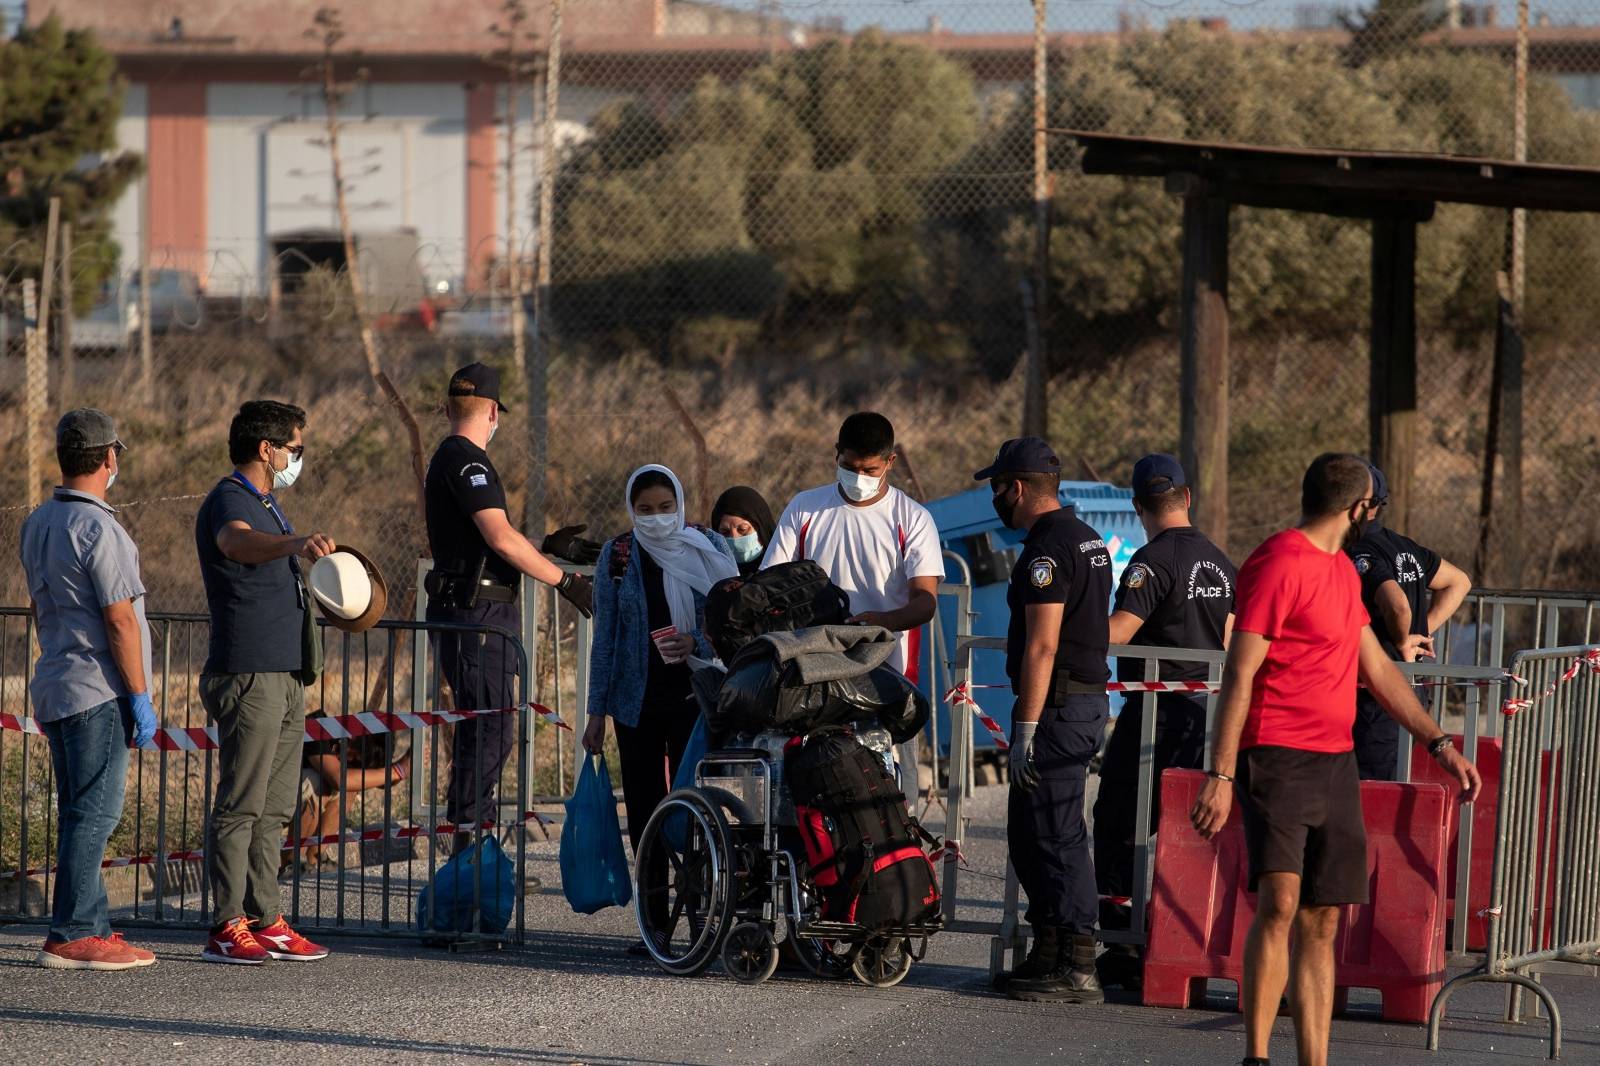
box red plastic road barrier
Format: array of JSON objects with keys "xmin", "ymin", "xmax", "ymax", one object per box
[
  {"xmin": 1143, "ymin": 769, "xmax": 1451, "ymax": 1024},
  {"xmin": 1410, "ymin": 735, "xmax": 1500, "ymax": 951},
  {"xmin": 1409, "ymin": 736, "xmax": 1562, "ymax": 952}
]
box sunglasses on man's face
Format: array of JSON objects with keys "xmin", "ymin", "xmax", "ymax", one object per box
[{"xmin": 272, "ymin": 442, "xmax": 306, "ymax": 460}]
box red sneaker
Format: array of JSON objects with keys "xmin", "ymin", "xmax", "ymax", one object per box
[
  {"xmin": 107, "ymin": 932, "xmax": 158, "ymax": 968},
  {"xmin": 202, "ymin": 916, "xmax": 271, "ymax": 965},
  {"xmin": 253, "ymin": 916, "xmax": 329, "ymax": 961},
  {"xmin": 37, "ymin": 936, "xmax": 142, "ymax": 971}
]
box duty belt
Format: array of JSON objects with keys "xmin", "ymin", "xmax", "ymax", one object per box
[
  {"xmin": 424, "ymin": 566, "xmax": 516, "ymax": 607},
  {"xmin": 1050, "ymin": 675, "xmax": 1107, "ymax": 701}
]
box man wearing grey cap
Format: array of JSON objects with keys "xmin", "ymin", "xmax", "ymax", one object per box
[{"xmin": 19, "ymin": 409, "xmax": 159, "ymax": 970}]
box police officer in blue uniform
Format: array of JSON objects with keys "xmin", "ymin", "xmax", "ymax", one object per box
[
  {"xmin": 1347, "ymin": 463, "xmax": 1471, "ymax": 779},
  {"xmin": 978, "ymin": 437, "xmax": 1110, "ymax": 1005},
  {"xmin": 423, "ymin": 363, "xmax": 592, "ymax": 850},
  {"xmin": 1094, "ymin": 454, "xmax": 1235, "ymax": 990}
]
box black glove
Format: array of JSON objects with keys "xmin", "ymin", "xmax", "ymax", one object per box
[
  {"xmin": 541, "ymin": 524, "xmax": 602, "ymax": 567},
  {"xmin": 556, "ymin": 572, "xmax": 594, "ymax": 619}
]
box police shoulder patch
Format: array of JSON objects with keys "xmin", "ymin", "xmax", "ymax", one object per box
[
  {"xmin": 1030, "ymin": 556, "xmax": 1056, "ymax": 589},
  {"xmin": 1125, "ymin": 563, "xmax": 1149, "ymax": 590},
  {"xmin": 1354, "ymin": 555, "xmax": 1371, "ymax": 574}
]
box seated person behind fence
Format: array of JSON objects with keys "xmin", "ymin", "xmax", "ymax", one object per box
[
  {"xmin": 283, "ymin": 712, "xmax": 411, "ymax": 873},
  {"xmin": 583, "ymin": 465, "xmax": 738, "ymax": 955},
  {"xmin": 711, "ymin": 485, "xmax": 776, "ymax": 577}
]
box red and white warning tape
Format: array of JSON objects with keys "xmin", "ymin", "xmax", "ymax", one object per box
[
  {"xmin": 0, "ymin": 811, "xmax": 553, "ymax": 881},
  {"xmin": 943, "ymin": 684, "xmax": 1009, "ymax": 750},
  {"xmin": 0, "ymin": 702, "xmax": 570, "ymax": 752},
  {"xmin": 1500, "ymin": 648, "xmax": 1600, "ymax": 717},
  {"xmin": 952, "ymin": 675, "xmax": 1517, "ymax": 697}
]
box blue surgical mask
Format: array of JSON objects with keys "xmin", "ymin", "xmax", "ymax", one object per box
[
  {"xmin": 273, "ymin": 450, "xmax": 303, "ymax": 491},
  {"xmin": 728, "ymin": 531, "xmax": 762, "ymax": 563}
]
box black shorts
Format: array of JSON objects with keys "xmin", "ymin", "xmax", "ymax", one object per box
[{"xmin": 1235, "ymin": 746, "xmax": 1369, "ymax": 906}]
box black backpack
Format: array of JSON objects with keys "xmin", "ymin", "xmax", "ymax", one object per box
[
  {"xmin": 785, "ymin": 728, "xmax": 940, "ymax": 932},
  {"xmin": 704, "ymin": 560, "xmax": 851, "ymax": 663}
]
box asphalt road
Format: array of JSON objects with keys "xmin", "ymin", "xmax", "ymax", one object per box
[{"xmin": 2, "ymin": 785, "xmax": 1594, "ymax": 1065}]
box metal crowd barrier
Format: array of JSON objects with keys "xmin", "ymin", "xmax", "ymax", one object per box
[
  {"xmin": 1428, "ymin": 644, "xmax": 1600, "ymax": 1060},
  {"xmin": 932, "ymin": 619, "xmax": 1512, "ymax": 976},
  {"xmin": 1, "ymin": 609, "xmax": 538, "ymax": 945},
  {"xmin": 1442, "ymin": 589, "xmax": 1600, "ymax": 672}
]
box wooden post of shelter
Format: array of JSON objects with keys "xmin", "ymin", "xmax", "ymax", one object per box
[
  {"xmin": 1174, "ymin": 177, "xmax": 1231, "ymax": 554},
  {"xmin": 1369, "ymin": 216, "xmax": 1418, "ymax": 533}
]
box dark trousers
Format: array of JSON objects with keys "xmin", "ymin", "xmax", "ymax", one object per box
[
  {"xmin": 1093, "ymin": 692, "xmax": 1207, "ymax": 949},
  {"xmin": 615, "ymin": 689, "xmax": 699, "ymax": 929},
  {"xmin": 1353, "ymin": 688, "xmax": 1403, "ymax": 781},
  {"xmin": 427, "ymin": 601, "xmax": 521, "ymax": 825},
  {"xmin": 1007, "ymin": 694, "xmax": 1108, "ymax": 933},
  {"xmin": 41, "ymin": 699, "xmax": 131, "ymax": 943}
]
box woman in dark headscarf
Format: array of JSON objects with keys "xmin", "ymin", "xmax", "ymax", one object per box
[{"xmin": 710, "ymin": 486, "xmax": 776, "ymax": 576}]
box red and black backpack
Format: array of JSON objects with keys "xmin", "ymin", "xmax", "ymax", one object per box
[{"xmin": 784, "ymin": 727, "xmax": 940, "ymax": 932}]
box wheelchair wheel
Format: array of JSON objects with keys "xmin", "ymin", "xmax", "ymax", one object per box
[
  {"xmin": 852, "ymin": 935, "xmax": 913, "ymax": 988},
  {"xmin": 722, "ymin": 922, "xmax": 779, "ymax": 984},
  {"xmin": 635, "ymin": 789, "xmax": 736, "ymax": 976}
]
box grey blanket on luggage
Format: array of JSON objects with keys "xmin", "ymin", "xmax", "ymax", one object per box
[{"xmin": 754, "ymin": 625, "xmax": 896, "ymax": 684}]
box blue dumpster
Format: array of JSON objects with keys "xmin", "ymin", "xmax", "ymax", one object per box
[{"xmin": 922, "ymin": 481, "xmax": 1145, "ymax": 750}]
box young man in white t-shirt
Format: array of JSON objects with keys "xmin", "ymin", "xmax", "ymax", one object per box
[{"xmin": 763, "ymin": 412, "xmax": 945, "ymax": 789}]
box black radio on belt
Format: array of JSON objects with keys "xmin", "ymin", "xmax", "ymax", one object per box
[{"xmin": 424, "ymin": 555, "xmax": 516, "ymax": 609}]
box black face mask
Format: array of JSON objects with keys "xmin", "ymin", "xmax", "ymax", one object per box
[
  {"xmin": 993, "ymin": 482, "xmax": 1020, "ymax": 529},
  {"xmin": 1342, "ymin": 502, "xmax": 1372, "ymax": 550}
]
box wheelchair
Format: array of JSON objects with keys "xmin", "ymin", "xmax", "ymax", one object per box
[{"xmin": 632, "ymin": 730, "xmax": 942, "ymax": 986}]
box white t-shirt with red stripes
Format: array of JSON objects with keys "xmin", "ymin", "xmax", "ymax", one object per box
[{"xmin": 761, "ymin": 484, "xmax": 945, "ymax": 682}]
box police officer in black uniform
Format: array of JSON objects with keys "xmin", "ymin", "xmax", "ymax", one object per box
[
  {"xmin": 423, "ymin": 363, "xmax": 592, "ymax": 846},
  {"xmin": 1347, "ymin": 463, "xmax": 1472, "ymax": 780},
  {"xmin": 1093, "ymin": 454, "xmax": 1235, "ymax": 990},
  {"xmin": 978, "ymin": 437, "xmax": 1110, "ymax": 1005}
]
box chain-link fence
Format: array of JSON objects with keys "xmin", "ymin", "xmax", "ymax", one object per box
[{"xmin": 5, "ymin": 0, "xmax": 1600, "ymax": 616}]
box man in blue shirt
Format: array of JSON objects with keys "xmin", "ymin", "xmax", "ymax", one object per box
[
  {"xmin": 194, "ymin": 400, "xmax": 336, "ymax": 966},
  {"xmin": 19, "ymin": 409, "xmax": 158, "ymax": 970}
]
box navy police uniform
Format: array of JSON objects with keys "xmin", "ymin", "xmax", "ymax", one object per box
[
  {"xmin": 1092, "ymin": 455, "xmax": 1234, "ymax": 968},
  {"xmin": 423, "ymin": 364, "xmax": 522, "ymax": 825},
  {"xmin": 997, "ymin": 492, "xmax": 1113, "ymax": 935},
  {"xmin": 1349, "ymin": 521, "xmax": 1440, "ymax": 780}
]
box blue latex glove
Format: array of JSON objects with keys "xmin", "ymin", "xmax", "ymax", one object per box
[{"xmin": 129, "ymin": 692, "xmax": 158, "ymax": 749}]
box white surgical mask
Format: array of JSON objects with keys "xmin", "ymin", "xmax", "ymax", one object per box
[
  {"xmin": 106, "ymin": 470, "xmax": 117, "ymax": 491},
  {"xmin": 837, "ymin": 465, "xmax": 882, "ymax": 502},
  {"xmin": 728, "ymin": 532, "xmax": 762, "ymax": 564},
  {"xmin": 633, "ymin": 512, "xmax": 679, "ymax": 539},
  {"xmin": 273, "ymin": 450, "xmax": 303, "ymax": 491},
  {"xmin": 488, "ymin": 418, "xmax": 498, "ymax": 445}
]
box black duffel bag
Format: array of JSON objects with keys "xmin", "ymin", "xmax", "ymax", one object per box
[
  {"xmin": 703, "ymin": 561, "xmax": 852, "ymax": 664},
  {"xmin": 710, "ymin": 627, "xmax": 929, "ymax": 743}
]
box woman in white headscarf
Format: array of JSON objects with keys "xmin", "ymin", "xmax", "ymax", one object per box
[{"xmin": 583, "ymin": 464, "xmax": 737, "ymax": 953}]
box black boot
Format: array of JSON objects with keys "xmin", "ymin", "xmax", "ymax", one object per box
[
  {"xmin": 991, "ymin": 925, "xmax": 1058, "ymax": 991},
  {"xmin": 1006, "ymin": 931, "xmax": 1105, "ymax": 1004},
  {"xmin": 1095, "ymin": 944, "xmax": 1143, "ymax": 992}
]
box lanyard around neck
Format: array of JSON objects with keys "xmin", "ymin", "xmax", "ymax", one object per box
[{"xmin": 229, "ymin": 471, "xmax": 294, "ymax": 536}]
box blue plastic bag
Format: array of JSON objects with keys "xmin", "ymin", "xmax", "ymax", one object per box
[
  {"xmin": 662, "ymin": 713, "xmax": 710, "ymax": 850},
  {"xmin": 560, "ymin": 754, "xmax": 633, "ymax": 914},
  {"xmin": 415, "ymin": 836, "xmax": 516, "ymax": 936}
]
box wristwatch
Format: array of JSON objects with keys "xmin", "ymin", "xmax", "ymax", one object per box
[
  {"xmin": 1427, "ymin": 735, "xmax": 1454, "ymax": 758},
  {"xmin": 1205, "ymin": 769, "xmax": 1234, "ymax": 783}
]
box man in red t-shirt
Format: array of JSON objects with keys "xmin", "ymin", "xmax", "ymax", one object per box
[{"xmin": 1190, "ymin": 453, "xmax": 1480, "ymax": 1066}]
